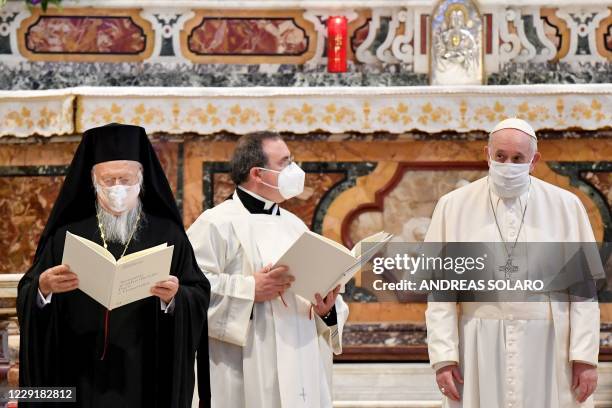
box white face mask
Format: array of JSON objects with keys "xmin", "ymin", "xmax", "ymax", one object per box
[
  {"xmin": 488, "ymin": 157, "xmax": 531, "ymax": 198},
  {"xmin": 96, "ymin": 183, "xmax": 141, "ymax": 213},
  {"xmin": 257, "ymin": 162, "xmax": 305, "ymax": 200}
]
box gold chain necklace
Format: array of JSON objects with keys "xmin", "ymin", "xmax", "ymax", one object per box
[{"xmin": 96, "ymin": 210, "xmax": 141, "ymax": 259}]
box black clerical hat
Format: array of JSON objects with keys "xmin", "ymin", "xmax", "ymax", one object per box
[{"xmin": 33, "ymin": 123, "xmax": 183, "ymax": 261}]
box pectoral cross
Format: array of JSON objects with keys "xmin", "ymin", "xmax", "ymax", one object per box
[
  {"xmin": 499, "ymin": 257, "xmax": 519, "ymax": 280},
  {"xmin": 299, "ymin": 388, "xmax": 306, "ymax": 402}
]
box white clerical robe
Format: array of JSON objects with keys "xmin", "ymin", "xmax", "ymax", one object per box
[
  {"xmin": 425, "ymin": 176, "xmax": 600, "ymax": 408},
  {"xmin": 187, "ymin": 192, "xmax": 349, "ymax": 408}
]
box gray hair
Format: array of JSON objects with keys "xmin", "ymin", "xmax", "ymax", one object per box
[
  {"xmin": 488, "ymin": 130, "xmax": 538, "ymax": 158},
  {"xmin": 230, "ymin": 131, "xmax": 283, "ymax": 185},
  {"xmin": 91, "ymin": 162, "xmax": 144, "ymax": 190},
  {"xmin": 96, "ymin": 200, "xmax": 143, "ymax": 244}
]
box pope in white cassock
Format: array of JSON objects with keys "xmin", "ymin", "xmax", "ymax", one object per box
[
  {"xmin": 425, "ymin": 118, "xmax": 600, "ymax": 407},
  {"xmin": 187, "ymin": 131, "xmax": 349, "ymax": 408}
]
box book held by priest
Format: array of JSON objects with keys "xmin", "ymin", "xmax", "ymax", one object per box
[
  {"xmin": 273, "ymin": 231, "xmax": 392, "ymax": 303},
  {"xmin": 62, "ymin": 231, "xmax": 174, "ymax": 310}
]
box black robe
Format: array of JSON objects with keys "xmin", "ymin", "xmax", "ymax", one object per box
[{"xmin": 17, "ymin": 212, "xmax": 211, "ymax": 407}]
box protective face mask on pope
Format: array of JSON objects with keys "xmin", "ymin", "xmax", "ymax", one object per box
[{"xmin": 488, "ymin": 157, "xmax": 531, "ymax": 198}]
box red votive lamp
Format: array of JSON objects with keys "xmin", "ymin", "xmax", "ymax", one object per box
[{"xmin": 327, "ymin": 16, "xmax": 348, "ymax": 73}]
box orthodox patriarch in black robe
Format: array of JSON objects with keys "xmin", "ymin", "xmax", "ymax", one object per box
[{"xmin": 17, "ymin": 124, "xmax": 211, "ymax": 407}]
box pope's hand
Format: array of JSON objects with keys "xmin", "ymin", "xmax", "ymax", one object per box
[
  {"xmin": 314, "ymin": 285, "xmax": 340, "ymax": 317},
  {"xmin": 39, "ymin": 264, "xmax": 79, "ymax": 297},
  {"xmin": 573, "ymin": 361, "xmax": 597, "ymax": 403},
  {"xmin": 436, "ymin": 364, "xmax": 463, "ymax": 401},
  {"xmin": 254, "ymin": 264, "xmax": 294, "ymax": 302},
  {"xmin": 151, "ymin": 275, "xmax": 179, "ymax": 304}
]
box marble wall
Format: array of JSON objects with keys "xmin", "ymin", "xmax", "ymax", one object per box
[
  {"xmin": 1, "ymin": 133, "xmax": 610, "ymax": 360},
  {"xmin": 0, "ymin": 0, "xmax": 610, "ymax": 363}
]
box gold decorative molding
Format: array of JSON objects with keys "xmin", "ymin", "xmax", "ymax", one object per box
[
  {"xmin": 322, "ymin": 161, "xmax": 398, "ymax": 287},
  {"xmin": 595, "ymin": 8, "xmax": 612, "ymax": 61},
  {"xmin": 541, "ymin": 8, "xmax": 571, "ymax": 62},
  {"xmin": 180, "ymin": 9, "xmax": 318, "ymax": 64},
  {"xmin": 17, "ymin": 8, "xmax": 155, "ymax": 63},
  {"xmin": 347, "ymin": 9, "xmax": 371, "ymax": 62}
]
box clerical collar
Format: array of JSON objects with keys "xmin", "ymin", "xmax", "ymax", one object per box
[{"xmin": 235, "ymin": 186, "xmax": 280, "ymax": 215}]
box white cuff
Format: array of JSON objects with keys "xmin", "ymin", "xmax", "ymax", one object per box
[
  {"xmin": 160, "ymin": 297, "xmax": 176, "ymax": 314},
  {"xmin": 36, "ymin": 289, "xmax": 53, "ymax": 308},
  {"xmin": 572, "ymin": 360, "xmax": 597, "ymax": 367},
  {"xmin": 433, "ymin": 361, "xmax": 458, "ymax": 372}
]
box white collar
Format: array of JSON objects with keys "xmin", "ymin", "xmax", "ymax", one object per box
[{"xmin": 237, "ymin": 186, "xmax": 277, "ymax": 210}]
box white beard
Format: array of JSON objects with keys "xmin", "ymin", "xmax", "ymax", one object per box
[{"xmin": 96, "ymin": 200, "xmax": 143, "ymax": 244}]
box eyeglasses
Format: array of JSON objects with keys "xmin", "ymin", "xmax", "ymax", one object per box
[{"xmin": 96, "ymin": 175, "xmax": 140, "ymax": 187}]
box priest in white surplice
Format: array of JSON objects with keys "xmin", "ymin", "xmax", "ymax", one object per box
[
  {"xmin": 425, "ymin": 118, "xmax": 600, "ymax": 407},
  {"xmin": 187, "ymin": 132, "xmax": 349, "ymax": 408}
]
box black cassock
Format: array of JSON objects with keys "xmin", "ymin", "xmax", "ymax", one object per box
[{"xmin": 17, "ymin": 124, "xmax": 211, "ymax": 408}]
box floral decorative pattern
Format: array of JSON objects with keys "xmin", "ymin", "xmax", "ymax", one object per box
[{"xmin": 1, "ymin": 85, "xmax": 609, "ymax": 137}]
